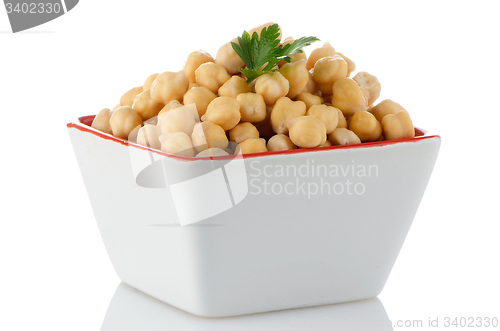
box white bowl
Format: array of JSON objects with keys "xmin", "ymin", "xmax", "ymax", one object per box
[{"xmin": 68, "ymin": 115, "xmax": 440, "ymax": 317}]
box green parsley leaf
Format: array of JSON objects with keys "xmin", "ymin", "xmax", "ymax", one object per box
[{"xmin": 231, "ymin": 24, "xmax": 319, "ymax": 83}]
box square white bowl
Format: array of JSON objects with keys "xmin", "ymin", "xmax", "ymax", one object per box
[{"xmin": 68, "ymin": 115, "xmax": 440, "ymax": 317}]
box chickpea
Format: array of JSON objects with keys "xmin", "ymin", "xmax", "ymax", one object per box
[
  {"xmin": 137, "ymin": 124, "xmax": 162, "ymax": 150},
  {"xmin": 248, "ymin": 22, "xmax": 282, "ymax": 39},
  {"xmin": 236, "ymin": 92, "xmax": 267, "ymax": 123},
  {"xmin": 312, "ymin": 55, "xmax": 348, "ymax": 95},
  {"xmin": 131, "ymin": 89, "xmax": 164, "ymax": 121},
  {"xmin": 277, "ymin": 37, "xmax": 307, "ymax": 67},
  {"xmin": 288, "ymin": 116, "xmax": 327, "ymax": 148},
  {"xmin": 157, "ymin": 100, "xmax": 182, "ymax": 125},
  {"xmin": 348, "ymin": 111, "xmax": 382, "ymax": 142},
  {"xmin": 255, "ymin": 72, "xmax": 289, "ymax": 105},
  {"xmin": 238, "ymin": 138, "xmax": 268, "ymax": 154},
  {"xmin": 160, "ymin": 106, "xmax": 197, "ymax": 136},
  {"xmin": 120, "ymin": 86, "xmax": 143, "ymax": 107},
  {"xmin": 296, "ymin": 92, "xmax": 322, "ymax": 110},
  {"xmin": 381, "ymin": 110, "xmax": 415, "ymax": 140},
  {"xmin": 279, "ymin": 59, "xmax": 309, "ymax": 99},
  {"xmin": 195, "ymin": 62, "xmax": 231, "ymax": 94},
  {"xmin": 215, "ymin": 41, "xmax": 245, "ymax": 75},
  {"xmin": 369, "ymin": 99, "xmax": 406, "ymax": 123},
  {"xmin": 188, "ymin": 82, "xmax": 200, "ymax": 90},
  {"xmin": 143, "ymin": 73, "xmax": 159, "ymax": 90},
  {"xmin": 201, "ymin": 97, "xmax": 241, "ymax": 131},
  {"xmin": 150, "ymin": 71, "xmax": 189, "ymax": 104},
  {"xmin": 191, "ymin": 121, "xmax": 228, "ymax": 152},
  {"xmin": 183, "ymin": 86, "xmax": 217, "ymax": 118},
  {"xmin": 267, "ymin": 134, "xmax": 297, "ymax": 151},
  {"xmin": 302, "ymin": 71, "xmax": 320, "ymax": 95},
  {"xmin": 109, "ymin": 106, "xmax": 143, "ymax": 140},
  {"xmin": 353, "ymin": 72, "xmax": 381, "ymax": 106},
  {"xmin": 196, "ymin": 148, "xmax": 230, "ymax": 158},
  {"xmin": 307, "ymin": 104, "xmax": 339, "ymax": 134},
  {"xmin": 337, "ymin": 52, "xmax": 356, "ymax": 77},
  {"xmin": 306, "ymin": 42, "xmax": 337, "ymax": 70},
  {"xmin": 319, "ymin": 140, "xmax": 332, "ymax": 147},
  {"xmin": 328, "ymin": 128, "xmax": 361, "ymax": 145},
  {"xmin": 216, "ymin": 22, "xmax": 281, "ymax": 74},
  {"xmin": 253, "ymin": 106, "xmax": 275, "ymax": 140},
  {"xmin": 270, "ymin": 96, "xmax": 307, "ymax": 134},
  {"xmin": 159, "ymin": 132, "xmax": 195, "ymax": 157},
  {"xmin": 331, "ymin": 77, "xmax": 369, "ymax": 117},
  {"xmin": 184, "ymin": 50, "xmax": 214, "ymax": 83},
  {"xmin": 218, "ymin": 76, "xmax": 251, "ymax": 98},
  {"xmin": 336, "ymin": 108, "xmax": 348, "ymax": 128},
  {"xmin": 112, "ymin": 104, "xmax": 122, "ymax": 110},
  {"xmin": 229, "ymin": 122, "xmax": 259, "ymax": 144},
  {"xmin": 91, "ymin": 108, "xmax": 113, "ymax": 135}
]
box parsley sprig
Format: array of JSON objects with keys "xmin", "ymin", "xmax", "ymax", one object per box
[{"xmin": 231, "ymin": 24, "xmax": 319, "ymax": 83}]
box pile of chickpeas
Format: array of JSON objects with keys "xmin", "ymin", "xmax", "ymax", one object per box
[{"xmin": 91, "ymin": 23, "xmax": 415, "ymax": 158}]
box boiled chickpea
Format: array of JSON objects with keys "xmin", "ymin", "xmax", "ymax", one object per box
[
  {"xmin": 195, "ymin": 148, "xmax": 230, "ymax": 158},
  {"xmin": 215, "ymin": 40, "xmax": 245, "ymax": 75},
  {"xmin": 159, "ymin": 132, "xmax": 195, "ymax": 157},
  {"xmin": 238, "ymin": 138, "xmax": 268, "ymax": 154},
  {"xmin": 109, "ymin": 106, "xmax": 143, "ymax": 140},
  {"xmin": 229, "ymin": 122, "xmax": 260, "ymax": 144},
  {"xmin": 202, "ymin": 97, "xmax": 241, "ymax": 131},
  {"xmin": 254, "ymin": 72, "xmax": 289, "ymax": 105},
  {"xmin": 296, "ymin": 92, "xmax": 322, "ymax": 110},
  {"xmin": 307, "ymin": 104, "xmax": 339, "ymax": 134},
  {"xmin": 160, "ymin": 106, "xmax": 197, "ymax": 136},
  {"xmin": 277, "ymin": 37, "xmax": 307, "ymax": 67},
  {"xmin": 337, "ymin": 52, "xmax": 356, "ymax": 77},
  {"xmin": 131, "ymin": 89, "xmax": 164, "ymax": 121},
  {"xmin": 306, "ymin": 42, "xmax": 337, "ymax": 70},
  {"xmin": 328, "ymin": 128, "xmax": 361, "ymax": 145},
  {"xmin": 137, "ymin": 124, "xmax": 162, "ymax": 150},
  {"xmin": 369, "ymin": 99, "xmax": 406, "ymax": 123},
  {"xmin": 218, "ymin": 76, "xmax": 251, "ymax": 98},
  {"xmin": 253, "ymin": 106, "xmax": 275, "ymax": 140},
  {"xmin": 195, "ymin": 62, "xmax": 231, "ymax": 94},
  {"xmin": 120, "ymin": 86, "xmax": 143, "ymax": 107},
  {"xmin": 301, "ymin": 71, "xmax": 320, "ymax": 95},
  {"xmin": 150, "ymin": 71, "xmax": 189, "ymax": 104},
  {"xmin": 184, "ymin": 50, "xmax": 214, "ymax": 83},
  {"xmin": 348, "ymin": 111, "xmax": 382, "ymax": 142},
  {"xmin": 267, "ymin": 134, "xmax": 297, "ymax": 151},
  {"xmin": 191, "ymin": 121, "xmax": 228, "ymax": 152},
  {"xmin": 279, "ymin": 59, "xmax": 309, "ymax": 99},
  {"xmin": 353, "ymin": 72, "xmax": 381, "ymax": 106},
  {"xmin": 336, "ymin": 108, "xmax": 348, "ymax": 129},
  {"xmin": 91, "ymin": 108, "xmax": 113, "ymax": 135},
  {"xmin": 288, "ymin": 116, "xmax": 327, "ymax": 148},
  {"xmin": 312, "ymin": 55, "xmax": 348, "ymax": 95},
  {"xmin": 331, "ymin": 77, "xmax": 369, "ymax": 117},
  {"xmin": 270, "ymin": 97, "xmax": 307, "ymax": 134},
  {"xmin": 381, "ymin": 111, "xmax": 415, "ymax": 140},
  {"xmin": 318, "ymin": 140, "xmax": 332, "ymax": 147},
  {"xmin": 143, "ymin": 73, "xmax": 159, "ymax": 90},
  {"xmin": 236, "ymin": 92, "xmax": 267, "ymax": 123},
  {"xmin": 183, "ymin": 86, "xmax": 217, "ymax": 118}
]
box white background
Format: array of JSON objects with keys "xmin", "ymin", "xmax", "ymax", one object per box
[{"xmin": 1, "ymin": 0, "xmax": 499, "ymax": 330}]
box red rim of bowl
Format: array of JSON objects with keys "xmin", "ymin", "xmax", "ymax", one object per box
[{"xmin": 67, "ymin": 115, "xmax": 440, "ymax": 162}]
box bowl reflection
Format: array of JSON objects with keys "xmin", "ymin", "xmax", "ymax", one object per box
[{"xmin": 101, "ymin": 283, "xmax": 394, "ymax": 331}]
